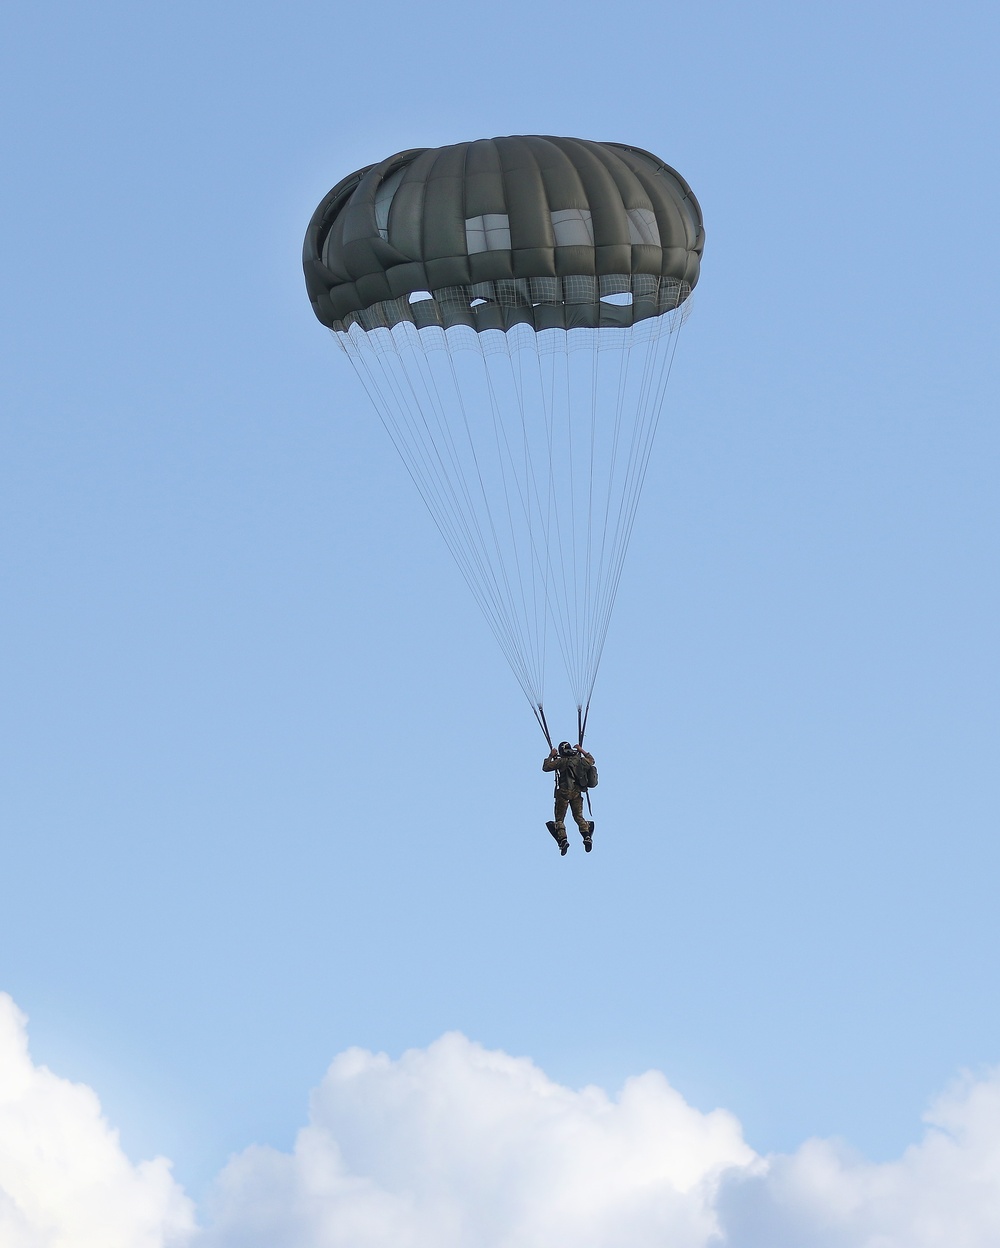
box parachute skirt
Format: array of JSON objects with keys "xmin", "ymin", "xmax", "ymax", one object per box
[{"xmin": 329, "ymin": 273, "xmax": 691, "ymax": 336}]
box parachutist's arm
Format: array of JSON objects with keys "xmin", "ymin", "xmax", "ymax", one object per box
[{"xmin": 542, "ymin": 755, "xmax": 560, "ymax": 772}]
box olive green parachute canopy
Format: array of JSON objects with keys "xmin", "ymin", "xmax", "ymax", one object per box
[{"xmin": 303, "ymin": 135, "xmax": 704, "ymax": 334}]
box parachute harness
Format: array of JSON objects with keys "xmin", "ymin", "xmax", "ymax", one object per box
[{"xmin": 552, "ymin": 744, "xmax": 595, "ymax": 817}]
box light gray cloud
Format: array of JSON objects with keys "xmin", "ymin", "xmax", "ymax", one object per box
[
  {"xmin": 715, "ymin": 1070, "xmax": 1000, "ymax": 1247},
  {"xmin": 3, "ymin": 994, "xmax": 1000, "ymax": 1247}
]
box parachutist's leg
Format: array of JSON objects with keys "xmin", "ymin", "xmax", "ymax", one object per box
[
  {"xmin": 547, "ymin": 820, "xmax": 569, "ymax": 855},
  {"xmin": 569, "ymin": 794, "xmax": 590, "ymax": 837},
  {"xmin": 550, "ymin": 793, "xmax": 569, "ymax": 854}
]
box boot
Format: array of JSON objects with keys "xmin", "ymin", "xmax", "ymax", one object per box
[
  {"xmin": 546, "ymin": 821, "xmax": 569, "ymax": 855},
  {"xmin": 583, "ymin": 821, "xmax": 594, "ymax": 853}
]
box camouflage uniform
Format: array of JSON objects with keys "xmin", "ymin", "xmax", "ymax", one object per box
[{"xmin": 542, "ymin": 749, "xmax": 596, "ymax": 840}]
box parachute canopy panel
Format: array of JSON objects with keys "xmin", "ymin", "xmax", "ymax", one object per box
[{"xmin": 303, "ymin": 136, "xmax": 704, "ymax": 335}]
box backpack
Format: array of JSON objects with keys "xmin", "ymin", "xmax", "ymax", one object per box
[{"xmin": 560, "ymin": 755, "xmax": 598, "ymax": 791}]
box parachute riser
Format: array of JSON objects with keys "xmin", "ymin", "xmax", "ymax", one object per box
[
  {"xmin": 534, "ymin": 703, "xmax": 553, "ymax": 751},
  {"xmin": 577, "ymin": 704, "xmax": 593, "ymax": 814}
]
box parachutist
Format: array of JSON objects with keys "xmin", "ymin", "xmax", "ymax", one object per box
[{"xmin": 543, "ymin": 741, "xmax": 597, "ymax": 854}]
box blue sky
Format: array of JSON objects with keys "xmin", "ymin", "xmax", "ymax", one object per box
[{"xmin": 1, "ymin": 1, "xmax": 999, "ymax": 1242}]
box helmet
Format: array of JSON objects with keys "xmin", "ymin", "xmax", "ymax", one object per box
[{"xmin": 558, "ymin": 741, "xmax": 577, "ymax": 757}]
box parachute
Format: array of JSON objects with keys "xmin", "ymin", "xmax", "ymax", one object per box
[{"xmin": 303, "ymin": 135, "xmax": 704, "ymax": 744}]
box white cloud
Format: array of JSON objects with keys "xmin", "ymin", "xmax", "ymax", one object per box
[
  {"xmin": 4, "ymin": 993, "xmax": 1000, "ymax": 1247},
  {"xmin": 200, "ymin": 1032, "xmax": 754, "ymax": 1248},
  {"xmin": 0, "ymin": 994, "xmax": 194, "ymax": 1248}
]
